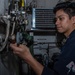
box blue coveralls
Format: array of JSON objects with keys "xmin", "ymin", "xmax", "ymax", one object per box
[{"xmin": 42, "ymin": 30, "xmax": 75, "ymax": 75}]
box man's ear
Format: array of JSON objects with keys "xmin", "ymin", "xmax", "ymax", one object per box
[{"xmin": 72, "ymin": 16, "xmax": 75, "ymax": 24}]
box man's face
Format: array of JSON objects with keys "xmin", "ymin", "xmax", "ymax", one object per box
[{"xmin": 55, "ymin": 9, "xmax": 75, "ymax": 37}]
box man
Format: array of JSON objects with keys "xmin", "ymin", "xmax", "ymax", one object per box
[{"xmin": 10, "ymin": 1, "xmax": 75, "ymax": 75}]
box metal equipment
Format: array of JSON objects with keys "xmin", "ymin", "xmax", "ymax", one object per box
[
  {"xmin": 0, "ymin": 0, "xmax": 33, "ymax": 75},
  {"xmin": 0, "ymin": 0, "xmax": 33, "ymax": 52}
]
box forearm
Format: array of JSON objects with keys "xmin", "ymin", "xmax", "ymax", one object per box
[
  {"xmin": 24, "ymin": 55, "xmax": 44, "ymax": 75},
  {"xmin": 10, "ymin": 44, "xmax": 44, "ymax": 75}
]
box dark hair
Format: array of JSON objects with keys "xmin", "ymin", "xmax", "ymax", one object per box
[{"xmin": 53, "ymin": 1, "xmax": 75, "ymax": 18}]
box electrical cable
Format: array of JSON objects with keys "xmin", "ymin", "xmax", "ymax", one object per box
[{"xmin": 0, "ymin": 19, "xmax": 10, "ymax": 52}]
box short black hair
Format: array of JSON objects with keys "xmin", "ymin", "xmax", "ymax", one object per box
[{"xmin": 53, "ymin": 1, "xmax": 75, "ymax": 18}]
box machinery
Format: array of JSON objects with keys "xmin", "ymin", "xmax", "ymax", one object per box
[
  {"xmin": 0, "ymin": 0, "xmax": 33, "ymax": 52},
  {"xmin": 0, "ymin": 0, "xmax": 33, "ymax": 75}
]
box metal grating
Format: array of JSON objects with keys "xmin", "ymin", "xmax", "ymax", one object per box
[{"xmin": 32, "ymin": 8, "xmax": 55, "ymax": 29}]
